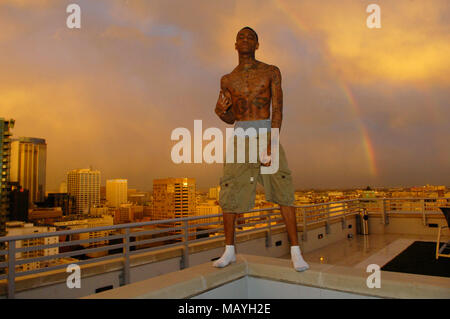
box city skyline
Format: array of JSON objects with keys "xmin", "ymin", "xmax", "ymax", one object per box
[
  {"xmin": 1, "ymin": 1, "xmax": 449, "ymax": 191},
  {"xmin": 4, "ymin": 132, "xmax": 450, "ymax": 193}
]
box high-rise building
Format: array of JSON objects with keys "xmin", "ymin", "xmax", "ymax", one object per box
[
  {"xmin": 153, "ymin": 178, "xmax": 196, "ymax": 236},
  {"xmin": 114, "ymin": 204, "xmax": 144, "ymax": 224},
  {"xmin": 106, "ymin": 179, "xmax": 128, "ymax": 208},
  {"xmin": 43, "ymin": 192, "xmax": 76, "ymax": 216},
  {"xmin": 9, "ymin": 182, "xmax": 29, "ymax": 222},
  {"xmin": 153, "ymin": 178, "xmax": 196, "ymax": 220},
  {"xmin": 0, "ymin": 118, "xmax": 15, "ymax": 243},
  {"xmin": 127, "ymin": 189, "xmax": 150, "ymax": 206},
  {"xmin": 67, "ymin": 168, "xmax": 101, "ymax": 215},
  {"xmin": 116, "ymin": 203, "xmax": 132, "ymax": 224},
  {"xmin": 59, "ymin": 181, "xmax": 67, "ymax": 193},
  {"xmin": 10, "ymin": 137, "xmax": 47, "ymax": 207},
  {"xmin": 208, "ymin": 186, "xmax": 221, "ymax": 200},
  {"xmin": 0, "ymin": 118, "xmax": 14, "ymax": 277}
]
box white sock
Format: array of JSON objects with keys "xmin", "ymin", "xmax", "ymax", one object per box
[
  {"xmin": 213, "ymin": 245, "xmax": 236, "ymax": 268},
  {"xmin": 291, "ymin": 246, "xmax": 309, "ymax": 272}
]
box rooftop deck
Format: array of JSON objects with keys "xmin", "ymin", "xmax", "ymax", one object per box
[{"xmin": 280, "ymin": 233, "xmax": 445, "ymax": 268}]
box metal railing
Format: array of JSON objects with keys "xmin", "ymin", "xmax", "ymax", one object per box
[
  {"xmin": 0, "ymin": 197, "xmax": 448, "ymax": 298},
  {"xmin": 359, "ymin": 197, "xmax": 450, "ymax": 225}
]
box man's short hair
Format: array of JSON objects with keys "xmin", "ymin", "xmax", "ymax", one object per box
[{"xmin": 238, "ymin": 26, "xmax": 258, "ymax": 42}]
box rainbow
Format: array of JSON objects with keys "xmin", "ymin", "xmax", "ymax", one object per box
[
  {"xmin": 339, "ymin": 83, "xmax": 378, "ymax": 177},
  {"xmin": 274, "ymin": 0, "xmax": 378, "ymax": 177}
]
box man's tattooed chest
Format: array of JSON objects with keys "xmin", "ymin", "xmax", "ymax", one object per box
[
  {"xmin": 229, "ymin": 73, "xmax": 270, "ymax": 98},
  {"xmin": 228, "ymin": 77, "xmax": 271, "ymax": 114}
]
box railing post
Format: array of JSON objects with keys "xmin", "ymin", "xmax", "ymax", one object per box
[
  {"xmin": 341, "ymin": 203, "xmax": 347, "ymax": 229},
  {"xmin": 233, "ymin": 218, "xmax": 237, "ymax": 244},
  {"xmin": 325, "ymin": 204, "xmax": 330, "ymax": 234},
  {"xmin": 381, "ymin": 198, "xmax": 388, "ymax": 225},
  {"xmin": 7, "ymin": 240, "xmax": 16, "ymax": 299},
  {"xmin": 302, "ymin": 208, "xmax": 307, "ymax": 241},
  {"xmin": 180, "ymin": 220, "xmax": 189, "ymax": 270},
  {"xmin": 123, "ymin": 228, "xmax": 130, "ymax": 285},
  {"xmin": 265, "ymin": 212, "xmax": 272, "ymax": 248},
  {"xmin": 421, "ymin": 199, "xmax": 427, "ymax": 226}
]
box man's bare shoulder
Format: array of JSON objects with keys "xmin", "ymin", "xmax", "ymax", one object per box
[
  {"xmin": 222, "ymin": 62, "xmax": 280, "ymax": 81},
  {"xmin": 267, "ymin": 64, "xmax": 281, "ymax": 85},
  {"xmin": 222, "ymin": 70, "xmax": 241, "ymax": 85},
  {"xmin": 257, "ymin": 61, "xmax": 271, "ymax": 68},
  {"xmin": 254, "ymin": 61, "xmax": 278, "ymax": 71},
  {"xmin": 257, "ymin": 63, "xmax": 281, "ymax": 81},
  {"xmin": 266, "ymin": 63, "xmax": 280, "ymax": 74}
]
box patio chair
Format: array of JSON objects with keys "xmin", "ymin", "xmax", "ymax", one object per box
[{"xmin": 436, "ymin": 207, "xmax": 450, "ymax": 260}]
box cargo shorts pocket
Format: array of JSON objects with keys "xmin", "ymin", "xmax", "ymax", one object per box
[
  {"xmin": 218, "ymin": 176, "xmax": 239, "ymax": 212},
  {"xmin": 272, "ymin": 169, "xmax": 295, "ymax": 205}
]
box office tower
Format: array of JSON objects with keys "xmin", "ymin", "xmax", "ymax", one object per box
[
  {"xmin": 128, "ymin": 189, "xmax": 150, "ymax": 206},
  {"xmin": 106, "ymin": 179, "xmax": 128, "ymax": 208},
  {"xmin": 153, "ymin": 178, "xmax": 196, "ymax": 220},
  {"xmin": 116, "ymin": 203, "xmax": 132, "ymax": 224},
  {"xmin": 153, "ymin": 178, "xmax": 196, "ymax": 237},
  {"xmin": 131, "ymin": 205, "xmax": 144, "ymax": 220},
  {"xmin": 0, "ymin": 118, "xmax": 15, "ymax": 243},
  {"xmin": 59, "ymin": 181, "xmax": 67, "ymax": 193},
  {"xmin": 10, "ymin": 137, "xmax": 47, "ymax": 207},
  {"xmin": 143, "ymin": 206, "xmax": 153, "ymax": 218},
  {"xmin": 9, "ymin": 182, "xmax": 29, "ymax": 222},
  {"xmin": 114, "ymin": 204, "xmax": 143, "ymax": 224},
  {"xmin": 67, "ymin": 168, "xmax": 101, "ymax": 215},
  {"xmin": 208, "ymin": 186, "xmax": 221, "ymax": 200},
  {"xmin": 42, "ymin": 193, "xmax": 76, "ymax": 216}
]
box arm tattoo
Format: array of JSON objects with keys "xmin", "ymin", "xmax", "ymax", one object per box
[
  {"xmin": 215, "ymin": 75, "xmax": 236, "ymax": 124},
  {"xmin": 271, "ymin": 66, "xmax": 283, "ymax": 130}
]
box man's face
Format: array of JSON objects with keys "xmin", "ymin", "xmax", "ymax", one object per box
[{"xmin": 235, "ymin": 29, "xmax": 259, "ymax": 54}]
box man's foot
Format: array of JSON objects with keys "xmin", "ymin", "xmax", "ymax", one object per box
[
  {"xmin": 213, "ymin": 245, "xmax": 236, "ymax": 268},
  {"xmin": 291, "ymin": 245, "xmax": 309, "ymax": 272}
]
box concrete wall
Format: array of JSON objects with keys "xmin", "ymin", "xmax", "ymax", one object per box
[
  {"xmin": 192, "ymin": 276, "xmax": 379, "ymax": 299},
  {"xmin": 13, "ymin": 269, "xmax": 122, "ymax": 299}
]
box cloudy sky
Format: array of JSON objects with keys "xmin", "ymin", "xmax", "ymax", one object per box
[{"xmin": 1, "ymin": 0, "xmax": 449, "ymax": 191}]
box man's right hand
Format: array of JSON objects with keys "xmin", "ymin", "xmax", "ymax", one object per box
[{"xmin": 216, "ymin": 90, "xmax": 232, "ymax": 114}]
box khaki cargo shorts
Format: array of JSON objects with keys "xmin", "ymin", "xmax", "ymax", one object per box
[{"xmin": 218, "ymin": 134, "xmax": 295, "ymax": 213}]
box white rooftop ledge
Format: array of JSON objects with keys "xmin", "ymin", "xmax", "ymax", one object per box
[{"xmin": 84, "ymin": 254, "xmax": 450, "ymax": 299}]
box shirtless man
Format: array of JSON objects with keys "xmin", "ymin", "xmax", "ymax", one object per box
[{"xmin": 213, "ymin": 27, "xmax": 309, "ymax": 272}]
